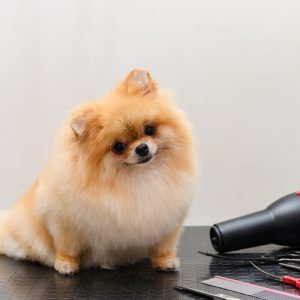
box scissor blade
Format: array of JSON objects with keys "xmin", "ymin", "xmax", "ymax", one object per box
[{"xmin": 280, "ymin": 263, "xmax": 300, "ymax": 271}]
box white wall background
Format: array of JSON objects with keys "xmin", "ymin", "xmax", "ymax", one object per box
[{"xmin": 0, "ymin": 0, "xmax": 300, "ymax": 225}]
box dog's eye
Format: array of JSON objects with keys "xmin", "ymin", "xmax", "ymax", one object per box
[
  {"xmin": 144, "ymin": 125, "xmax": 155, "ymax": 136},
  {"xmin": 112, "ymin": 142, "xmax": 126, "ymax": 154}
]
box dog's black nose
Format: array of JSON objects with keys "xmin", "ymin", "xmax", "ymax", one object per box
[{"xmin": 135, "ymin": 143, "xmax": 149, "ymax": 157}]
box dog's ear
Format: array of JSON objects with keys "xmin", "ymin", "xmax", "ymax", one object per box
[
  {"xmin": 71, "ymin": 112, "xmax": 87, "ymax": 138},
  {"xmin": 70, "ymin": 104, "xmax": 101, "ymax": 139},
  {"xmin": 121, "ymin": 69, "xmax": 158, "ymax": 96}
]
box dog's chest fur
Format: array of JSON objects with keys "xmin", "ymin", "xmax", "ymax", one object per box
[{"xmin": 47, "ymin": 168, "xmax": 193, "ymax": 267}]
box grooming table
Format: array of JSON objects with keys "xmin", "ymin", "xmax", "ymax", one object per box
[{"xmin": 0, "ymin": 227, "xmax": 299, "ymax": 299}]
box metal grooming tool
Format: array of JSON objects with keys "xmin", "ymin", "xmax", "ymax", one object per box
[{"xmin": 174, "ymin": 284, "xmax": 242, "ymax": 300}]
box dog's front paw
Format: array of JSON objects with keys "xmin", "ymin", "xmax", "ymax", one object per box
[
  {"xmin": 151, "ymin": 255, "xmax": 180, "ymax": 271},
  {"xmin": 54, "ymin": 255, "xmax": 79, "ymax": 275}
]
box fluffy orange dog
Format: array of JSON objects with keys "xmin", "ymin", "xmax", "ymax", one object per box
[{"xmin": 0, "ymin": 69, "xmax": 197, "ymax": 274}]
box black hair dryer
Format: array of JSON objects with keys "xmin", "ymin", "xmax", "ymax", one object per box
[{"xmin": 210, "ymin": 192, "xmax": 300, "ymax": 253}]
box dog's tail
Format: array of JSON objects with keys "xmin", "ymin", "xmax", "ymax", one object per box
[{"xmin": 0, "ymin": 210, "xmax": 9, "ymax": 254}]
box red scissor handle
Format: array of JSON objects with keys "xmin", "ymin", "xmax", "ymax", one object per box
[{"xmin": 282, "ymin": 276, "xmax": 300, "ymax": 288}]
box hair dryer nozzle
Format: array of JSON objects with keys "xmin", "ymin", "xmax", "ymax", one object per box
[
  {"xmin": 210, "ymin": 193, "xmax": 300, "ymax": 252},
  {"xmin": 210, "ymin": 226, "xmax": 224, "ymax": 252}
]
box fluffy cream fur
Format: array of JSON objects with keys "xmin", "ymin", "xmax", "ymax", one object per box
[{"xmin": 0, "ymin": 69, "xmax": 197, "ymax": 274}]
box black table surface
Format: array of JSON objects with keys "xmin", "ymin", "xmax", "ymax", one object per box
[{"xmin": 1, "ymin": 226, "xmax": 300, "ymax": 299}]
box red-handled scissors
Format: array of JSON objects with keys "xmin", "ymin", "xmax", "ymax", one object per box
[{"xmin": 250, "ymin": 262, "xmax": 300, "ymax": 289}]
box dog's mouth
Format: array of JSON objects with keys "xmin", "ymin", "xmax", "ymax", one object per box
[{"xmin": 137, "ymin": 155, "xmax": 153, "ymax": 164}]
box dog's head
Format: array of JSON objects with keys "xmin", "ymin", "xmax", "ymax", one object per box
[{"xmin": 68, "ymin": 69, "xmax": 194, "ymax": 187}]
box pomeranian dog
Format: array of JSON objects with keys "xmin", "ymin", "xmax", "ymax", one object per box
[{"xmin": 0, "ymin": 69, "xmax": 197, "ymax": 274}]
